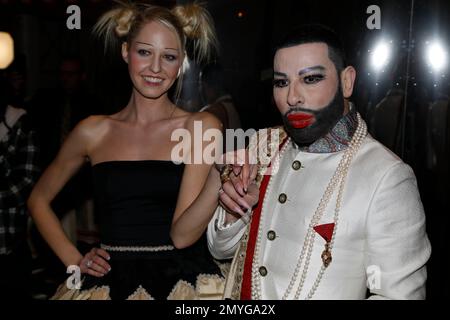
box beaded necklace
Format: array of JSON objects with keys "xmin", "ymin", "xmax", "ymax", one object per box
[{"xmin": 251, "ymin": 113, "xmax": 367, "ymax": 300}]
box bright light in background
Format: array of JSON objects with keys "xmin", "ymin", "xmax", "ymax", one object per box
[
  {"xmin": 370, "ymin": 41, "xmax": 391, "ymax": 72},
  {"xmin": 0, "ymin": 32, "xmax": 14, "ymax": 69},
  {"xmin": 236, "ymin": 10, "xmax": 246, "ymax": 18},
  {"xmin": 426, "ymin": 41, "xmax": 447, "ymax": 72}
]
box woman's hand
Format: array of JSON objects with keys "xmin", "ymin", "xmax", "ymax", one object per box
[{"xmin": 79, "ymin": 247, "xmax": 111, "ymax": 277}]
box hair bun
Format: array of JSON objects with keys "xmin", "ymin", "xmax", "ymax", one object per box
[
  {"xmin": 93, "ymin": 2, "xmax": 137, "ymax": 55},
  {"xmin": 172, "ymin": 3, "xmax": 218, "ymax": 64},
  {"xmin": 115, "ymin": 8, "xmax": 135, "ymax": 37},
  {"xmin": 173, "ymin": 3, "xmax": 206, "ymax": 39}
]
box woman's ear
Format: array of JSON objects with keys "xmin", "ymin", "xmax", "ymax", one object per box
[
  {"xmin": 340, "ymin": 66, "xmax": 356, "ymax": 98},
  {"xmin": 121, "ymin": 42, "xmax": 129, "ymax": 64}
]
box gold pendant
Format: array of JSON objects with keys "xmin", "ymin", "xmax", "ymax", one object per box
[{"xmin": 321, "ymin": 242, "xmax": 332, "ymax": 267}]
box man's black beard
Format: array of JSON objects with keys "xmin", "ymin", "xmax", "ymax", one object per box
[{"xmin": 282, "ymin": 85, "xmax": 345, "ymax": 147}]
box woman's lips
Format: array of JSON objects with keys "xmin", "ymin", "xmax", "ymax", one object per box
[
  {"xmin": 287, "ymin": 112, "xmax": 315, "ymax": 129},
  {"xmin": 142, "ymin": 75, "xmax": 164, "ymax": 87}
]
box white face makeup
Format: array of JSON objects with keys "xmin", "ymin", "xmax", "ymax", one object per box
[
  {"xmin": 273, "ymin": 42, "xmax": 339, "ymax": 116},
  {"xmin": 273, "ymin": 42, "xmax": 346, "ymax": 145}
]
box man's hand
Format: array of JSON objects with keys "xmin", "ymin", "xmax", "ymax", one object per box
[{"xmin": 216, "ymin": 149, "xmax": 260, "ymax": 223}]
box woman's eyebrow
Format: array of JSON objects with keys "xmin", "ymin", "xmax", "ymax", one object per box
[{"xmin": 136, "ymin": 41, "xmax": 153, "ymax": 46}]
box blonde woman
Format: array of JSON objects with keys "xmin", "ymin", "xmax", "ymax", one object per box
[{"xmin": 27, "ymin": 2, "xmax": 233, "ymax": 300}]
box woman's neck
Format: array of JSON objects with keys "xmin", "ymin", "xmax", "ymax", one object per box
[{"xmin": 120, "ymin": 91, "xmax": 176, "ymax": 125}]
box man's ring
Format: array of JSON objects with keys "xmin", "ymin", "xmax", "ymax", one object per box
[{"xmin": 86, "ymin": 259, "xmax": 93, "ymax": 268}]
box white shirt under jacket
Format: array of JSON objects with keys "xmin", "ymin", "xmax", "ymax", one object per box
[{"xmin": 207, "ymin": 134, "xmax": 431, "ymax": 300}]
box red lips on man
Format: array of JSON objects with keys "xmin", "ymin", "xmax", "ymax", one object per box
[{"xmin": 287, "ymin": 112, "xmax": 315, "ymax": 129}]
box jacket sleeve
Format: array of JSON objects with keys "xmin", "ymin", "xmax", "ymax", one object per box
[
  {"xmin": 365, "ymin": 162, "xmax": 431, "ymax": 299},
  {"xmin": 207, "ymin": 205, "xmax": 248, "ymax": 260}
]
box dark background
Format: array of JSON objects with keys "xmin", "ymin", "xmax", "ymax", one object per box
[{"xmin": 0, "ymin": 0, "xmax": 448, "ymax": 299}]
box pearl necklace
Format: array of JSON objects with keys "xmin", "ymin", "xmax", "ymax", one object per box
[{"xmin": 251, "ymin": 113, "xmax": 367, "ymax": 300}]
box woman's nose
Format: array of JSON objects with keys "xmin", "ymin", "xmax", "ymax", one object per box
[{"xmin": 149, "ymin": 55, "xmax": 161, "ymax": 73}]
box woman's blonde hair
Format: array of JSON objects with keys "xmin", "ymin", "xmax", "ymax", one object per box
[{"xmin": 93, "ymin": 1, "xmax": 218, "ymax": 99}]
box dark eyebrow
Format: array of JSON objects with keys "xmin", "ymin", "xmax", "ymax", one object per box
[{"xmin": 274, "ymin": 71, "xmax": 287, "ymax": 77}]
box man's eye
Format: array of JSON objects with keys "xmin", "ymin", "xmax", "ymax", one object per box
[
  {"xmin": 273, "ymin": 79, "xmax": 288, "ymax": 88},
  {"xmin": 138, "ymin": 49, "xmax": 150, "ymax": 56},
  {"xmin": 303, "ymin": 74, "xmax": 325, "ymax": 84}
]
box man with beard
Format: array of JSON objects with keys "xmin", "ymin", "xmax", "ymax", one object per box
[{"xmin": 206, "ymin": 25, "xmax": 431, "ymax": 299}]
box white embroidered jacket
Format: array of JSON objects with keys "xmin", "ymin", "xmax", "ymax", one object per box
[{"xmin": 207, "ymin": 134, "xmax": 431, "ymax": 300}]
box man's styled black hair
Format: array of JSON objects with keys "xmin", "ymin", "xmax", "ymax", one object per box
[{"xmin": 274, "ymin": 24, "xmax": 347, "ymax": 73}]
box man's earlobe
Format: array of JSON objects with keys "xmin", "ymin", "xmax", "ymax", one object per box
[
  {"xmin": 121, "ymin": 42, "xmax": 129, "ymax": 63},
  {"xmin": 341, "ymin": 66, "xmax": 356, "ymax": 98}
]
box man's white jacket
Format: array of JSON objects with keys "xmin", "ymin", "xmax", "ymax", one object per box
[{"xmin": 207, "ymin": 133, "xmax": 431, "ymax": 300}]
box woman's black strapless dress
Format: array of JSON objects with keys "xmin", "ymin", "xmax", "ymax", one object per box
[{"xmin": 52, "ymin": 160, "xmax": 224, "ymax": 300}]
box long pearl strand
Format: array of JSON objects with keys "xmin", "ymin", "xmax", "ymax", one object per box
[{"xmin": 251, "ymin": 113, "xmax": 367, "ymax": 300}]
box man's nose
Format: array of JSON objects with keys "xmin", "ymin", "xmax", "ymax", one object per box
[{"xmin": 287, "ymin": 82, "xmax": 304, "ymax": 107}]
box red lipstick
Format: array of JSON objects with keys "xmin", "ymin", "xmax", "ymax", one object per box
[{"xmin": 287, "ymin": 112, "xmax": 315, "ymax": 129}]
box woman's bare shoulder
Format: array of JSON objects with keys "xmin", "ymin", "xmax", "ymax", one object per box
[
  {"xmin": 71, "ymin": 115, "xmax": 112, "ymax": 143},
  {"xmin": 184, "ymin": 110, "xmax": 223, "ymax": 131}
]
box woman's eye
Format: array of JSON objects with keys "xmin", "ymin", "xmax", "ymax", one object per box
[
  {"xmin": 273, "ymin": 79, "xmax": 288, "ymax": 88},
  {"xmin": 303, "ymin": 74, "xmax": 325, "ymax": 84},
  {"xmin": 138, "ymin": 49, "xmax": 150, "ymax": 56},
  {"xmin": 164, "ymin": 55, "xmax": 177, "ymax": 61}
]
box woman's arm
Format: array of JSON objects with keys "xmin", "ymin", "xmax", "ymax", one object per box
[
  {"xmin": 27, "ymin": 116, "xmax": 103, "ymax": 268},
  {"xmin": 170, "ymin": 112, "xmax": 261, "ymax": 249},
  {"xmin": 170, "ymin": 112, "xmax": 223, "ymax": 249}
]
